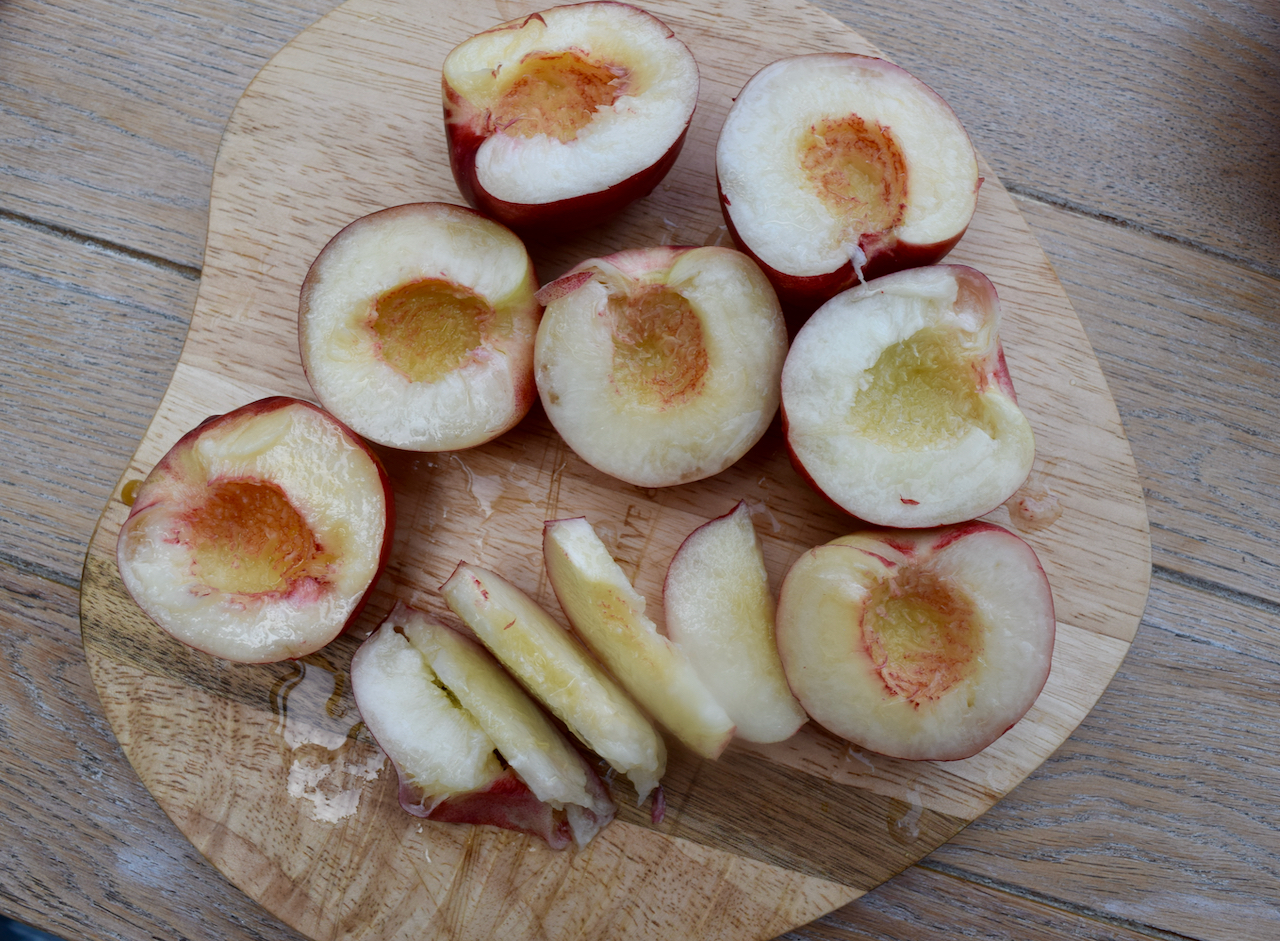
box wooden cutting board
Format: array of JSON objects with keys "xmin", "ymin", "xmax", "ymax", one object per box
[{"xmin": 79, "ymin": 0, "xmax": 1152, "ymax": 938}]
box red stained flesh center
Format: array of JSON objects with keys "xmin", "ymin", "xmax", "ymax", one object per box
[
  {"xmin": 861, "ymin": 564, "xmax": 983, "ymax": 704},
  {"xmin": 491, "ymin": 51, "xmax": 624, "ymax": 142},
  {"xmin": 798, "ymin": 114, "xmax": 908, "ymax": 236},
  {"xmin": 184, "ymin": 479, "xmax": 335, "ymax": 595},
  {"xmin": 608, "ymin": 283, "xmax": 708, "ymax": 408}
]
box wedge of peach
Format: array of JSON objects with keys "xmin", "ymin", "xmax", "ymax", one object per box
[
  {"xmin": 534, "ymin": 245, "xmax": 787, "ymax": 487},
  {"xmin": 775, "ymin": 522, "xmax": 1055, "ymax": 761},
  {"xmin": 781, "ymin": 265, "xmax": 1035, "ymax": 528},
  {"xmin": 717, "ymin": 53, "xmax": 980, "ymax": 317},
  {"xmin": 663, "ymin": 502, "xmax": 807, "ymax": 744},
  {"xmin": 441, "ymin": 562, "xmax": 666, "ymax": 802},
  {"xmin": 443, "ymin": 1, "xmax": 698, "ymax": 233},
  {"xmin": 351, "ymin": 604, "xmax": 615, "ymax": 848},
  {"xmin": 544, "ymin": 516, "xmax": 735, "ymax": 758},
  {"xmin": 116, "ymin": 397, "xmax": 392, "ymax": 663},
  {"xmin": 299, "ymin": 202, "xmax": 541, "ymax": 452}
]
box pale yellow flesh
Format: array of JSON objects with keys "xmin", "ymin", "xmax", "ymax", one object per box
[
  {"xmin": 543, "ymin": 517, "xmax": 735, "ymax": 759},
  {"xmin": 663, "ymin": 503, "xmax": 807, "ymax": 744},
  {"xmin": 349, "ymin": 621, "xmax": 501, "ymax": 803},
  {"xmin": 441, "ymin": 564, "xmax": 666, "ymax": 801}
]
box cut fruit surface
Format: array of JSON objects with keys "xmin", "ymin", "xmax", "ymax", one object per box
[
  {"xmin": 115, "ymin": 397, "xmax": 392, "ymax": 663},
  {"xmin": 781, "ymin": 265, "xmax": 1035, "ymax": 528},
  {"xmin": 299, "ymin": 202, "xmax": 541, "ymax": 452},
  {"xmin": 443, "ymin": 1, "xmax": 698, "ymax": 233},
  {"xmin": 441, "ymin": 562, "xmax": 666, "ymax": 802},
  {"xmin": 351, "ymin": 612, "xmax": 579, "ymax": 848},
  {"xmin": 352, "ymin": 603, "xmax": 616, "ymax": 847},
  {"xmin": 717, "ymin": 53, "xmax": 980, "ymax": 316},
  {"xmin": 534, "ymin": 245, "xmax": 787, "ymax": 487},
  {"xmin": 664, "ymin": 502, "xmax": 807, "ymax": 744},
  {"xmin": 543, "ymin": 517, "xmax": 735, "ymax": 759},
  {"xmin": 775, "ymin": 522, "xmax": 1055, "ymax": 761},
  {"xmin": 351, "ymin": 615, "xmax": 503, "ymax": 809}
]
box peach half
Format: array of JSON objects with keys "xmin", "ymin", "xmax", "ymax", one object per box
[
  {"xmin": 442, "ymin": 1, "xmax": 699, "ymax": 233},
  {"xmin": 717, "ymin": 53, "xmax": 980, "ymax": 318},
  {"xmin": 534, "ymin": 245, "xmax": 787, "ymax": 488},
  {"xmin": 775, "ymin": 522, "xmax": 1056, "ymax": 761},
  {"xmin": 299, "ymin": 203, "xmax": 541, "ymax": 452},
  {"xmin": 115, "ymin": 397, "xmax": 393, "ymax": 663},
  {"xmin": 781, "ymin": 265, "xmax": 1035, "ymax": 528}
]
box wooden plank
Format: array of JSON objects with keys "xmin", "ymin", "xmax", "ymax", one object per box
[
  {"xmin": 814, "ymin": 0, "xmax": 1280, "ymax": 273},
  {"xmin": 0, "ymin": 216, "xmax": 192, "ymax": 585},
  {"xmin": 1014, "ymin": 197, "xmax": 1280, "ymax": 603},
  {"xmin": 0, "ymin": 566, "xmax": 308, "ymax": 941},
  {"xmin": 0, "ymin": 0, "xmax": 340, "ymax": 268},
  {"xmin": 927, "ymin": 572, "xmax": 1280, "ymax": 941},
  {"xmin": 796, "ymin": 866, "xmax": 1159, "ymax": 940}
]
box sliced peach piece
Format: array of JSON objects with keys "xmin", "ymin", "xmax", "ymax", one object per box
[
  {"xmin": 543, "ymin": 517, "xmax": 735, "ymax": 759},
  {"xmin": 664, "ymin": 502, "xmax": 807, "ymax": 743},
  {"xmin": 440, "ymin": 563, "xmax": 666, "ymax": 802}
]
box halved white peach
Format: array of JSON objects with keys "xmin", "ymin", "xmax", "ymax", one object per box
[
  {"xmin": 440, "ymin": 562, "xmax": 666, "ymax": 802},
  {"xmin": 299, "ymin": 202, "xmax": 541, "ymax": 452},
  {"xmin": 116, "ymin": 397, "xmax": 392, "ymax": 663},
  {"xmin": 443, "ymin": 1, "xmax": 699, "ymax": 233},
  {"xmin": 543, "ymin": 516, "xmax": 735, "ymax": 759},
  {"xmin": 663, "ymin": 502, "xmax": 807, "ymax": 744},
  {"xmin": 717, "ymin": 53, "xmax": 980, "ymax": 317},
  {"xmin": 775, "ymin": 522, "xmax": 1055, "ymax": 761},
  {"xmin": 534, "ymin": 245, "xmax": 787, "ymax": 487},
  {"xmin": 781, "ymin": 265, "xmax": 1035, "ymax": 528}
]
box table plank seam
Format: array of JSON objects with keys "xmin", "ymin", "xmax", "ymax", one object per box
[
  {"xmin": 0, "ymin": 207, "xmax": 202, "ymax": 283},
  {"xmin": 910, "ymin": 861, "xmax": 1201, "ymax": 941},
  {"xmin": 1152, "ymin": 564, "xmax": 1280, "ymax": 620},
  {"xmin": 0, "ymin": 553, "xmax": 79, "ymax": 594},
  {"xmin": 1007, "ymin": 189, "xmax": 1280, "ymax": 283}
]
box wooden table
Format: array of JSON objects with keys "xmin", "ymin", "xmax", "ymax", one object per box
[{"xmin": 2, "ymin": 1, "xmax": 1277, "ymax": 939}]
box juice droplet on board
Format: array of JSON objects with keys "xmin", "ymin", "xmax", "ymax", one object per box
[
  {"xmin": 121, "ymin": 479, "xmax": 143, "ymax": 506},
  {"xmin": 269, "ymin": 658, "xmax": 384, "ymax": 823},
  {"xmin": 1007, "ymin": 485, "xmax": 1063, "ymax": 532}
]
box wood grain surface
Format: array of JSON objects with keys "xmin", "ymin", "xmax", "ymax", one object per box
[
  {"xmin": 70, "ymin": 0, "xmax": 1147, "ymax": 938},
  {"xmin": 7, "ymin": 0, "xmax": 1280, "ymax": 939}
]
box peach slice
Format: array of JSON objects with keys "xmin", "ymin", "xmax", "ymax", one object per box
[
  {"xmin": 443, "ymin": 1, "xmax": 699, "ymax": 233},
  {"xmin": 299, "ymin": 202, "xmax": 541, "ymax": 452},
  {"xmin": 115, "ymin": 397, "xmax": 392, "ymax": 663},
  {"xmin": 717, "ymin": 53, "xmax": 980, "ymax": 317},
  {"xmin": 352, "ymin": 603, "xmax": 616, "ymax": 847},
  {"xmin": 775, "ymin": 522, "xmax": 1056, "ymax": 761},
  {"xmin": 781, "ymin": 265, "xmax": 1035, "ymax": 528},
  {"xmin": 543, "ymin": 517, "xmax": 735, "ymax": 759},
  {"xmin": 534, "ymin": 245, "xmax": 787, "ymax": 487},
  {"xmin": 663, "ymin": 502, "xmax": 807, "ymax": 744},
  {"xmin": 440, "ymin": 563, "xmax": 666, "ymax": 802}
]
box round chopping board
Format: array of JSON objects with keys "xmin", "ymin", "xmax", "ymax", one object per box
[{"xmin": 79, "ymin": 0, "xmax": 1152, "ymax": 938}]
